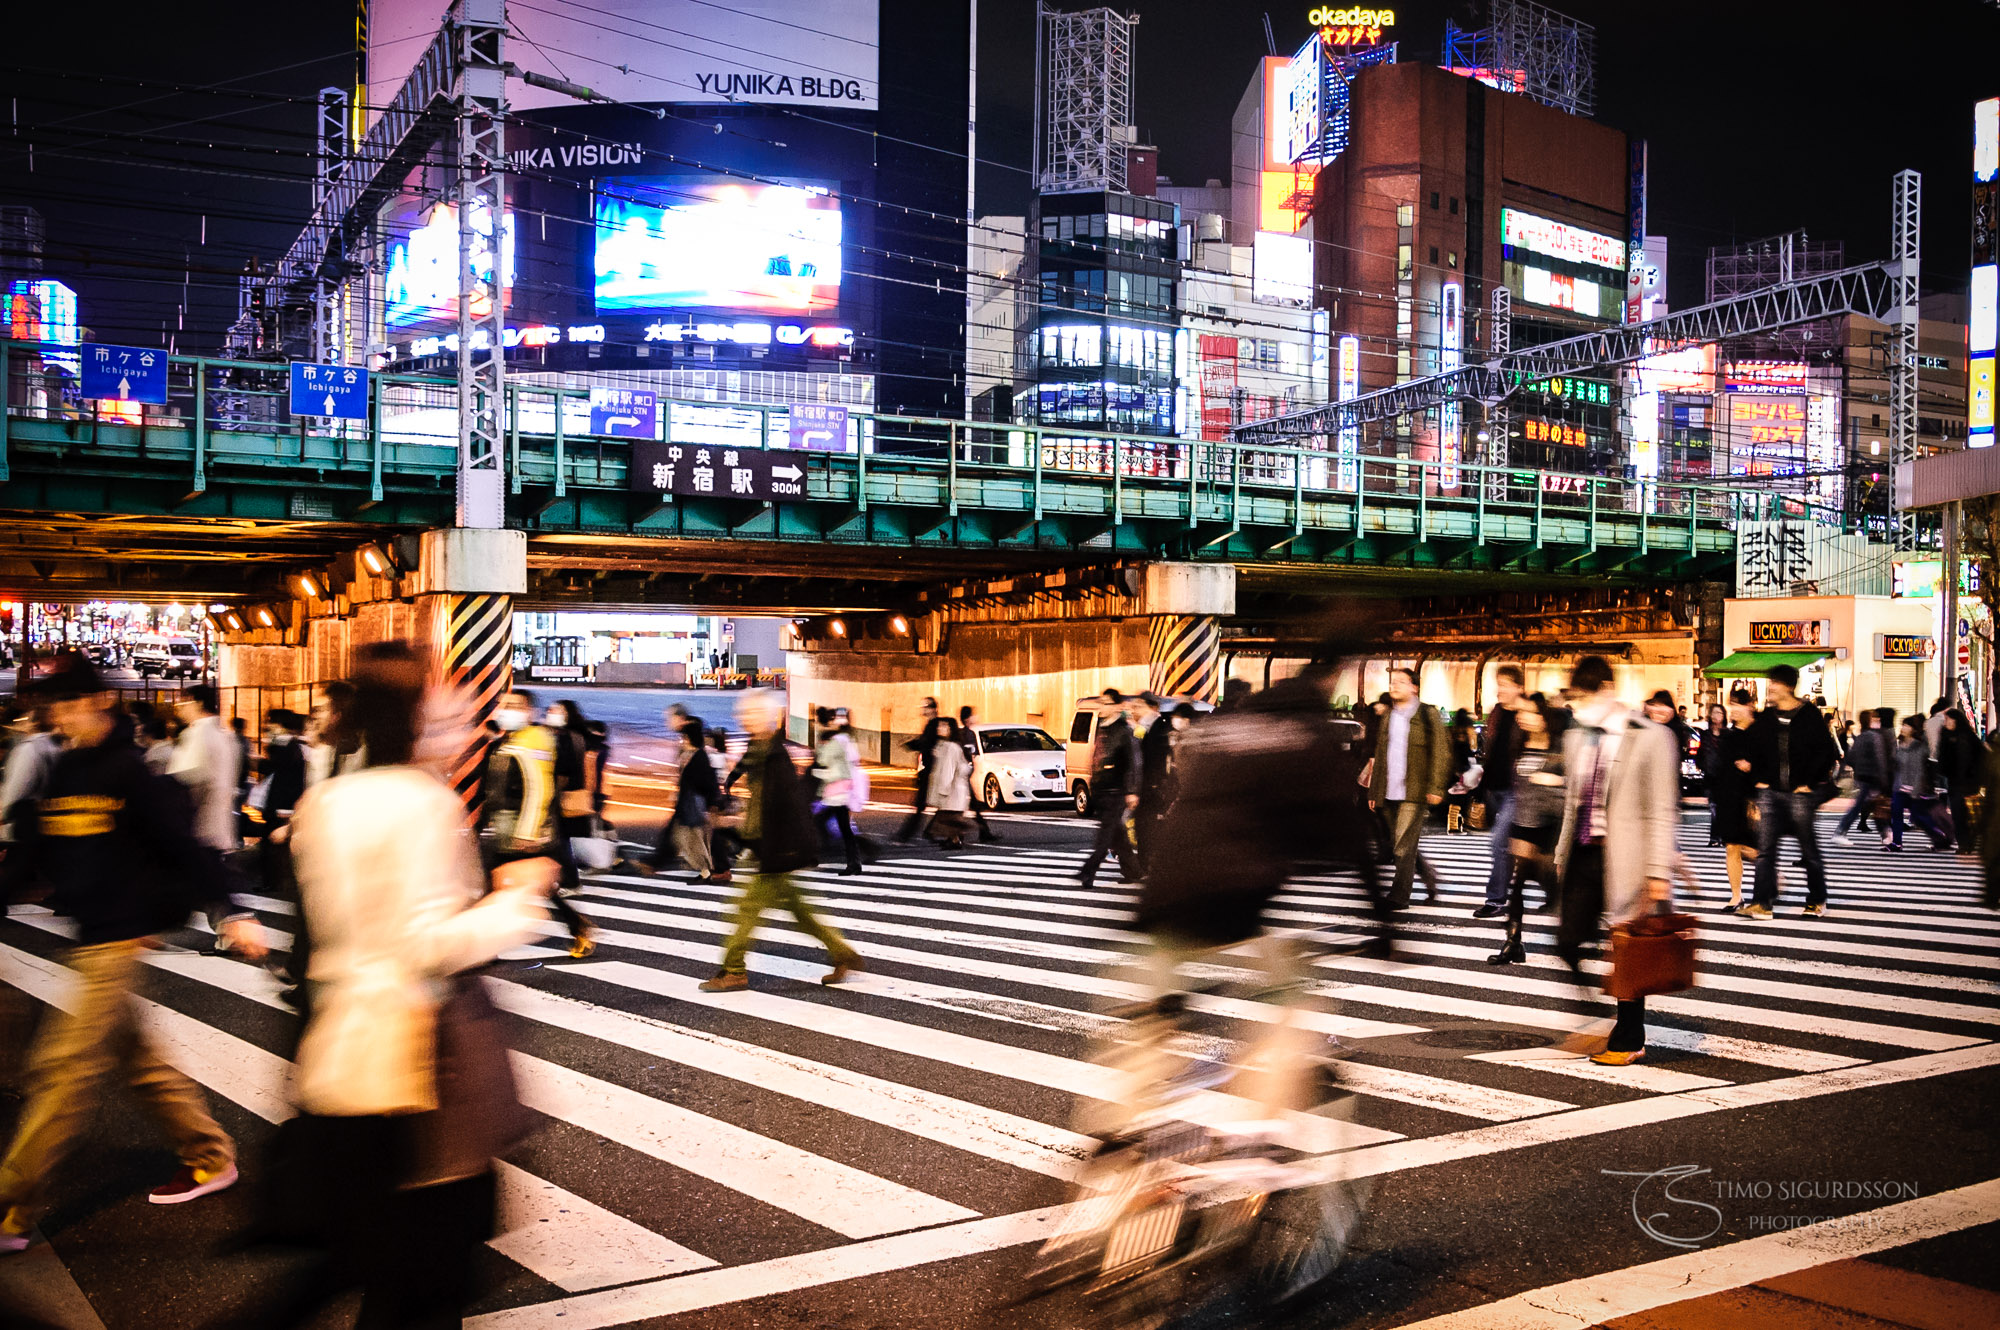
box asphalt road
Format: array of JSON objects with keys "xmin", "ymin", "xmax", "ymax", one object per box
[{"xmin": 2, "ymin": 790, "xmax": 1996, "ymax": 1329}]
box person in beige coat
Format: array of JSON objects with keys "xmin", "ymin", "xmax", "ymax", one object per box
[{"xmin": 1553, "ymin": 655, "xmax": 1680, "ymax": 1067}]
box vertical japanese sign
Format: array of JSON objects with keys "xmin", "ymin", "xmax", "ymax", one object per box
[
  {"xmin": 1972, "ymin": 98, "xmax": 1998, "ymax": 447},
  {"xmin": 1336, "ymin": 334, "xmax": 1359, "ymax": 492},
  {"xmin": 1626, "ymin": 138, "xmax": 1648, "ymax": 326},
  {"xmin": 1438, "ymin": 282, "xmax": 1461, "ymax": 490}
]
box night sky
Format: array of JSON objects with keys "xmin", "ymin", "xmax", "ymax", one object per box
[{"xmin": 4, "ymin": 0, "xmax": 1995, "ymax": 353}]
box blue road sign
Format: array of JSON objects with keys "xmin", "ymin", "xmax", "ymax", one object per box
[
  {"xmin": 80, "ymin": 343, "xmax": 168, "ymax": 405},
  {"xmin": 290, "ymin": 362, "xmax": 370, "ymax": 420},
  {"xmin": 589, "ymin": 385, "xmax": 658, "ymax": 438},
  {"xmin": 788, "ymin": 402, "xmax": 848, "ymax": 451}
]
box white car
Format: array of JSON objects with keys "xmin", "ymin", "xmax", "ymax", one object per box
[{"xmin": 966, "ymin": 723, "xmax": 1070, "ymax": 809}]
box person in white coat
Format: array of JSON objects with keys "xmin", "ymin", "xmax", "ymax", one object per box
[
  {"xmin": 169, "ymin": 684, "xmax": 239, "ymax": 853},
  {"xmin": 924, "ymin": 716, "xmax": 973, "ymax": 849},
  {"xmin": 280, "ymin": 641, "xmax": 552, "ymax": 1324},
  {"xmin": 1552, "ymin": 655, "xmax": 1681, "ymax": 1067},
  {"xmin": 813, "ymin": 707, "xmax": 868, "ymax": 875}
]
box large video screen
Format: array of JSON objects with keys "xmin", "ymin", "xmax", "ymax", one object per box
[{"xmin": 594, "ymin": 178, "xmax": 843, "ymax": 316}]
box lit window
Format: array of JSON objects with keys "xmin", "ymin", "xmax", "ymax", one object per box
[{"xmin": 1397, "ymin": 204, "xmax": 1413, "ymax": 226}]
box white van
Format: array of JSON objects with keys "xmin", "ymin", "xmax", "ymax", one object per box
[
  {"xmin": 130, "ymin": 634, "xmax": 201, "ymax": 679},
  {"xmin": 1063, "ymin": 693, "xmax": 1212, "ymax": 815}
]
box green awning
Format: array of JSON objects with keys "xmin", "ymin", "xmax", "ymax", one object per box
[{"xmin": 1703, "ymin": 650, "xmax": 1832, "ymax": 679}]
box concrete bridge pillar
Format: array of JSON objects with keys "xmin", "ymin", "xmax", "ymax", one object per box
[{"xmin": 1141, "ymin": 563, "xmax": 1234, "ymax": 704}]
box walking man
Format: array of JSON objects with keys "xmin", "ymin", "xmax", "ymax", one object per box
[
  {"xmin": 895, "ymin": 696, "xmax": 940, "ymax": 842},
  {"xmin": 1079, "ymin": 690, "xmax": 1140, "ymax": 889},
  {"xmin": 1552, "ymin": 655, "xmax": 1680, "ymax": 1067},
  {"xmin": 169, "ymin": 683, "xmax": 240, "ymax": 856},
  {"xmin": 0, "ymin": 657, "xmax": 267, "ymax": 1256},
  {"xmin": 1474, "ymin": 664, "xmax": 1525, "ymax": 919},
  {"xmin": 1367, "ymin": 668, "xmax": 1448, "ymax": 906},
  {"xmin": 1743, "ymin": 663, "xmax": 1839, "ymax": 919},
  {"xmin": 702, "ymin": 690, "xmax": 861, "ymax": 991},
  {"xmin": 477, "ymin": 688, "xmax": 598, "ymax": 957}
]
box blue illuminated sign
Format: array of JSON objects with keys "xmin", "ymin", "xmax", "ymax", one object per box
[
  {"xmin": 290, "ymin": 362, "xmax": 370, "ymax": 419},
  {"xmin": 80, "ymin": 343, "xmax": 168, "ymax": 404}
]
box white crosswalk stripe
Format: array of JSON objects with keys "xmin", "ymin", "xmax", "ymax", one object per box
[{"xmin": 3, "ymin": 814, "xmax": 1994, "ymax": 1326}]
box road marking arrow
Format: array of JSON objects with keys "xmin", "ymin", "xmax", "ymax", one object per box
[{"xmin": 772, "ymin": 465, "xmax": 803, "ymax": 481}]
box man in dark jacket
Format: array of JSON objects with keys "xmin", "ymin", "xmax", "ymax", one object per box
[
  {"xmin": 1080, "ymin": 690, "xmax": 1140, "ymax": 889},
  {"xmin": 1475, "ymin": 665, "xmax": 1525, "ymax": 917},
  {"xmin": 703, "ymin": 690, "xmax": 860, "ymax": 991},
  {"xmin": 0, "ymin": 656, "xmax": 266, "ymax": 1254},
  {"xmin": 1833, "ymin": 708, "xmax": 1894, "ymax": 846},
  {"xmin": 1131, "ymin": 692, "xmax": 1175, "ymax": 877},
  {"xmin": 1368, "ymin": 668, "xmax": 1449, "ymax": 907},
  {"xmin": 477, "ymin": 688, "xmax": 596, "ymax": 958},
  {"xmin": 1743, "ymin": 663, "xmax": 1839, "ymax": 918},
  {"xmin": 1939, "ymin": 709, "xmax": 1984, "ymax": 853},
  {"xmin": 895, "ymin": 696, "xmax": 940, "ymax": 842}
]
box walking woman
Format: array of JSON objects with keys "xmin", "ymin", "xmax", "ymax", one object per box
[
  {"xmin": 1708, "ymin": 687, "xmax": 1760, "ymax": 910},
  {"xmin": 813, "ymin": 707, "xmax": 867, "ymax": 875},
  {"xmin": 1699, "ymin": 702, "xmax": 1729, "ymax": 845},
  {"xmin": 1488, "ymin": 693, "xmax": 1565, "ymax": 965},
  {"xmin": 269, "ymin": 641, "xmax": 552, "ymax": 1326},
  {"xmin": 925, "ymin": 715, "xmax": 974, "ymax": 849},
  {"xmin": 664, "ymin": 717, "xmax": 722, "ymax": 880}
]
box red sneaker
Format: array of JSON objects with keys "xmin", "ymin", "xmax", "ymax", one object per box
[{"xmin": 148, "ymin": 1162, "xmax": 239, "ymax": 1205}]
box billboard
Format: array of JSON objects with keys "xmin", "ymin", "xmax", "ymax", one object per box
[
  {"xmin": 367, "ymin": 0, "xmax": 879, "ymax": 115},
  {"xmin": 1729, "ymin": 395, "xmax": 1807, "ymax": 447},
  {"xmin": 1975, "ymin": 99, "xmax": 1998, "ymax": 447},
  {"xmin": 1252, "ymin": 231, "xmax": 1314, "ymax": 306},
  {"xmin": 595, "ymin": 178, "xmax": 842, "ymax": 316},
  {"xmin": 1501, "ymin": 209, "xmax": 1625, "ymax": 273},
  {"xmin": 1723, "ymin": 360, "xmax": 1808, "ymax": 394},
  {"xmin": 384, "ymin": 200, "xmax": 515, "ymax": 330}
]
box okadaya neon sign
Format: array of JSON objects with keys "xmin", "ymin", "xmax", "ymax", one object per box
[{"xmin": 1309, "ymin": 6, "xmax": 1394, "ymax": 44}]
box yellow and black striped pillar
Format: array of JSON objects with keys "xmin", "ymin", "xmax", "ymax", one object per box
[
  {"xmin": 426, "ymin": 590, "xmax": 514, "ymax": 809},
  {"xmin": 1148, "ymin": 614, "xmax": 1220, "ymax": 703}
]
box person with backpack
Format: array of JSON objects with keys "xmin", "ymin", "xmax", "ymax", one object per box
[
  {"xmin": 476, "ymin": 689, "xmax": 597, "ymax": 959},
  {"xmin": 0, "ymin": 655, "xmax": 268, "ymax": 1256}
]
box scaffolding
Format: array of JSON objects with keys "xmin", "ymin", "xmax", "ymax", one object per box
[
  {"xmin": 1705, "ymin": 230, "xmax": 1846, "ymax": 358},
  {"xmin": 1035, "ymin": 4, "xmax": 1135, "ymax": 195},
  {"xmin": 1441, "ymin": 0, "xmax": 1595, "ymax": 119}
]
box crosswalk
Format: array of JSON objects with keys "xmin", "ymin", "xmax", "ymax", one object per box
[{"xmin": 3, "ymin": 821, "xmax": 1996, "ymax": 1327}]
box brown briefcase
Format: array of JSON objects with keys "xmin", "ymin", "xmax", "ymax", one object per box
[{"xmin": 1602, "ymin": 908, "xmax": 1698, "ymax": 1001}]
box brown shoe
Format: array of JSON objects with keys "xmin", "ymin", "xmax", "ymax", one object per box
[
  {"xmin": 822, "ymin": 955, "xmax": 866, "ymax": 986},
  {"xmin": 567, "ymin": 928, "xmax": 598, "ymax": 960},
  {"xmin": 632, "ymin": 862, "xmax": 656, "ymax": 878},
  {"xmin": 698, "ymin": 972, "xmax": 748, "ymax": 993}
]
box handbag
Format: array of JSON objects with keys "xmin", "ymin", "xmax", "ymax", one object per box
[
  {"xmin": 407, "ymin": 973, "xmax": 536, "ymax": 1187},
  {"xmin": 1602, "ymin": 904, "xmax": 1698, "ymax": 1002}
]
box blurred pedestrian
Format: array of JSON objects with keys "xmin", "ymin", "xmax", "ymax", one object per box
[
  {"xmin": 1474, "ymin": 665, "xmax": 1525, "ymax": 918},
  {"xmin": 1079, "ymin": 689, "xmax": 1139, "ymax": 889},
  {"xmin": 1833, "ymin": 707, "xmax": 1893, "ymax": 846},
  {"xmin": 0, "ymin": 656, "xmax": 266, "ymax": 1256},
  {"xmin": 894, "ymin": 696, "xmax": 940, "ymax": 843},
  {"xmin": 1888, "ymin": 715, "xmax": 1952, "ymax": 852},
  {"xmin": 648, "ymin": 715, "xmax": 720, "ymax": 880},
  {"xmin": 230, "ymin": 714, "xmax": 253, "ymax": 811},
  {"xmin": 302, "ymin": 682, "xmax": 357, "ymax": 788},
  {"xmin": 477, "ymin": 688, "xmax": 597, "ymax": 958},
  {"xmin": 1552, "ymin": 655, "xmax": 1680, "ymax": 1067},
  {"xmin": 1488, "ymin": 692, "xmax": 1564, "ymax": 965},
  {"xmin": 1445, "ymin": 708, "xmax": 1478, "ymax": 834},
  {"xmin": 701, "ymin": 690, "xmax": 860, "ymax": 991},
  {"xmin": 254, "ymin": 640, "xmax": 552, "ymax": 1326},
  {"xmin": 1742, "ymin": 664, "xmax": 1838, "ymax": 919},
  {"xmin": 1132, "ymin": 692, "xmax": 1173, "ymax": 875},
  {"xmin": 1367, "ymin": 668, "xmax": 1446, "ymax": 906},
  {"xmin": 957, "ymin": 705, "xmax": 1002, "ymax": 843},
  {"xmin": 1707, "ymin": 688, "xmax": 1760, "ymax": 910},
  {"xmin": 1940, "ymin": 709, "xmax": 1983, "ymax": 854},
  {"xmin": 1644, "ymin": 690, "xmax": 1692, "ymax": 759},
  {"xmin": 259, "ymin": 710, "xmax": 308, "ymax": 830},
  {"xmin": 170, "ymin": 683, "xmax": 240, "ymax": 855},
  {"xmin": 141, "ymin": 713, "xmax": 176, "ymax": 772},
  {"xmin": 925, "ymin": 715, "xmax": 973, "ymax": 849},
  {"xmin": 813, "ymin": 707, "xmax": 866, "ymax": 875},
  {"xmin": 0, "ymin": 690, "xmax": 59, "ymax": 842}
]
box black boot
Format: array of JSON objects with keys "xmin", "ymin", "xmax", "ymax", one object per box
[{"xmin": 1486, "ymin": 935, "xmax": 1526, "ymax": 965}]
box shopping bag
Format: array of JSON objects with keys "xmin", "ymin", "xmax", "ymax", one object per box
[{"xmin": 1602, "ymin": 908, "xmax": 1697, "ymax": 1001}]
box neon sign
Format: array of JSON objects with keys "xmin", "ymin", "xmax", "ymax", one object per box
[
  {"xmin": 1723, "ymin": 360, "xmax": 1807, "ymax": 394},
  {"xmin": 1516, "ymin": 373, "xmax": 1610, "ymax": 406},
  {"xmin": 1439, "ymin": 282, "xmax": 1461, "ymax": 489},
  {"xmin": 1729, "ymin": 396, "xmax": 1807, "ymax": 446},
  {"xmin": 1336, "ymin": 334, "xmax": 1359, "ymax": 493},
  {"xmin": 1522, "ymin": 418, "xmax": 1597, "ymax": 448},
  {"xmin": 1309, "ymin": 6, "xmax": 1394, "ymax": 44}
]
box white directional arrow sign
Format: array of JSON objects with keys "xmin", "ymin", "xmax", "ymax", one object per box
[
  {"xmin": 117, "ymin": 377, "xmax": 132, "ymax": 398},
  {"xmin": 324, "ymin": 394, "xmax": 337, "ymax": 416},
  {"xmin": 771, "ymin": 465, "xmax": 803, "ymax": 481}
]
